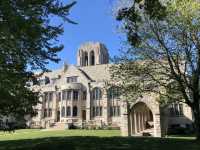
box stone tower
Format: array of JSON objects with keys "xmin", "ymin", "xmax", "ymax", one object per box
[{"xmin": 77, "ymin": 42, "xmax": 109, "ymax": 67}]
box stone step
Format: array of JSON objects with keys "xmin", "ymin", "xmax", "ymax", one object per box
[
  {"xmin": 48, "ymin": 122, "xmax": 65, "ymax": 130},
  {"xmin": 134, "ymin": 128, "xmax": 154, "ymax": 136}
]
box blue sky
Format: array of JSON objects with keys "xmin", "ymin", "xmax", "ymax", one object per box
[{"xmin": 47, "ymin": 0, "xmax": 125, "ymax": 70}]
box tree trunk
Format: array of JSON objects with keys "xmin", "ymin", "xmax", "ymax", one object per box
[{"xmin": 193, "ymin": 102, "xmax": 200, "ymax": 141}]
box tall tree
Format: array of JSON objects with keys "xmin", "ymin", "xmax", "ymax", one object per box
[
  {"xmin": 0, "ymin": 0, "xmax": 76, "ymax": 117},
  {"xmin": 112, "ymin": 0, "xmax": 200, "ymax": 139}
]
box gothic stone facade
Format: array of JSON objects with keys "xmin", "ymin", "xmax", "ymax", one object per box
[{"xmin": 31, "ymin": 42, "xmax": 193, "ymax": 137}]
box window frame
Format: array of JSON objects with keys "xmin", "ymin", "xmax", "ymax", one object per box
[
  {"xmin": 72, "ymin": 106, "xmax": 78, "ymax": 117},
  {"xmin": 92, "ymin": 87, "xmax": 102, "ymax": 100}
]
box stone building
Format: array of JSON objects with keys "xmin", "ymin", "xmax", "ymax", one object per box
[{"xmin": 31, "ymin": 42, "xmax": 194, "ymax": 137}]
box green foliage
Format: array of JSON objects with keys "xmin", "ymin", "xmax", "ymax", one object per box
[
  {"xmin": 113, "ymin": 0, "xmax": 200, "ymax": 104},
  {"xmin": 0, "ymin": 0, "xmax": 76, "ymax": 116},
  {"xmin": 113, "ymin": 0, "xmax": 200, "ymax": 139}
]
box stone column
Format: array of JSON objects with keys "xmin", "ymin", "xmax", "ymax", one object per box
[
  {"xmin": 86, "ymin": 83, "xmax": 91, "ymax": 121},
  {"xmin": 143, "ymin": 112, "xmax": 146, "ymax": 130},
  {"xmin": 102, "ymin": 89, "xmax": 108, "ymax": 124},
  {"xmin": 140, "ymin": 112, "xmax": 143, "ymax": 132},
  {"xmin": 129, "ymin": 111, "xmax": 133, "ymax": 135},
  {"xmin": 121, "ymin": 101, "xmax": 131, "ymax": 136},
  {"xmin": 138, "ymin": 112, "xmax": 141, "ymax": 133},
  {"xmin": 38, "ymin": 96, "xmax": 43, "ymax": 120},
  {"xmin": 52, "ymin": 92, "xmax": 57, "ymax": 121},
  {"xmin": 134, "ymin": 111, "xmax": 137, "ymax": 134},
  {"xmin": 60, "ymin": 91, "xmax": 63, "ymax": 121},
  {"xmin": 137, "ymin": 113, "xmax": 140, "ymax": 133},
  {"xmin": 153, "ymin": 113, "xmax": 161, "ymax": 137},
  {"xmin": 71, "ymin": 90, "xmax": 73, "ymax": 117}
]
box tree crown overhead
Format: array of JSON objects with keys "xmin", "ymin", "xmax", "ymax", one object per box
[
  {"xmin": 112, "ymin": 0, "xmax": 200, "ymax": 139},
  {"xmin": 0, "ymin": 0, "xmax": 76, "ymax": 116}
]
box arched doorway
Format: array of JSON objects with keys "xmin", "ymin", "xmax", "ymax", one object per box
[{"xmin": 130, "ymin": 102, "xmax": 154, "ymax": 136}]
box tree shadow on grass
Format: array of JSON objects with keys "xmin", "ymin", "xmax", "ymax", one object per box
[{"xmin": 0, "ymin": 136, "xmax": 199, "ymax": 150}]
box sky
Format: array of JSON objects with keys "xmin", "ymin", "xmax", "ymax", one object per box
[{"xmin": 47, "ymin": 0, "xmax": 125, "ymax": 70}]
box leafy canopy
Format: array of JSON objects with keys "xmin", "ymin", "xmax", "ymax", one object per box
[
  {"xmin": 0, "ymin": 0, "xmax": 76, "ymax": 116},
  {"xmin": 112, "ymin": 0, "xmax": 200, "ymax": 106}
]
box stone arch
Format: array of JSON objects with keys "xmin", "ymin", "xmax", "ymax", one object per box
[
  {"xmin": 129, "ymin": 95, "xmax": 160, "ymax": 115},
  {"xmin": 90, "ymin": 50, "xmax": 95, "ymax": 65},
  {"xmin": 128, "ymin": 96, "xmax": 161, "ymax": 137},
  {"xmin": 129, "ymin": 102, "xmax": 154, "ymax": 135}
]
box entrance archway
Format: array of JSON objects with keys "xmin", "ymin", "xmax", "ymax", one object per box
[{"xmin": 130, "ymin": 102, "xmax": 154, "ymax": 136}]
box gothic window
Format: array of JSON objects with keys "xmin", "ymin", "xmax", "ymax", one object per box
[
  {"xmin": 44, "ymin": 109, "xmax": 47, "ymax": 117},
  {"xmin": 62, "ymin": 90, "xmax": 67, "ymax": 100},
  {"xmin": 96, "ymin": 107, "xmax": 99, "ymax": 116},
  {"xmin": 67, "ymin": 90, "xmax": 72, "ymax": 100},
  {"xmin": 92, "ymin": 107, "xmax": 95, "ymax": 117},
  {"xmin": 99, "ymin": 106, "xmax": 102, "ymax": 116},
  {"xmin": 58, "ymin": 92, "xmax": 61, "ymax": 101},
  {"xmin": 90, "ymin": 51, "xmax": 95, "ymax": 65},
  {"xmin": 61, "ymin": 107, "xmax": 65, "ymax": 117},
  {"xmin": 83, "ymin": 91, "xmax": 87, "ymax": 100},
  {"xmin": 44, "ymin": 93, "xmax": 48, "ymax": 103},
  {"xmin": 109, "ymin": 106, "xmax": 113, "ymax": 117},
  {"xmin": 92, "ymin": 87, "xmax": 102, "ymax": 100},
  {"xmin": 66, "ymin": 76, "xmax": 78, "ymax": 83},
  {"xmin": 49, "ymin": 92, "xmax": 53, "ymax": 102},
  {"xmin": 107, "ymin": 87, "xmax": 120, "ymax": 100},
  {"xmin": 73, "ymin": 90, "xmax": 79, "ymax": 101},
  {"xmin": 48, "ymin": 108, "xmax": 52, "ymax": 117},
  {"xmin": 73, "ymin": 106, "xmax": 78, "ymax": 116},
  {"xmin": 66, "ymin": 106, "xmax": 71, "ymax": 116},
  {"xmin": 44, "ymin": 92, "xmax": 53, "ymax": 102},
  {"xmin": 92, "ymin": 106, "xmax": 103, "ymax": 117},
  {"xmin": 109, "ymin": 106, "xmax": 121, "ymax": 117},
  {"xmin": 84, "ymin": 52, "xmax": 88, "ymax": 66}
]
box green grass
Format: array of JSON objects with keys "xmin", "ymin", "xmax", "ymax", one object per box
[
  {"xmin": 0, "ymin": 129, "xmax": 199, "ymax": 150},
  {"xmin": 0, "ymin": 129, "xmax": 120, "ymax": 141}
]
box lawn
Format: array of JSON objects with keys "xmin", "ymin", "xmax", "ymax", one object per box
[{"xmin": 0, "ymin": 129, "xmax": 199, "ymax": 150}]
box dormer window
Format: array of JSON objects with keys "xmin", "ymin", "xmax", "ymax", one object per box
[{"xmin": 66, "ymin": 76, "xmax": 78, "ymax": 83}]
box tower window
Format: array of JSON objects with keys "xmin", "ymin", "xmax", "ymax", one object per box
[
  {"xmin": 84, "ymin": 52, "xmax": 88, "ymax": 66},
  {"xmin": 90, "ymin": 51, "xmax": 95, "ymax": 65},
  {"xmin": 83, "ymin": 91, "xmax": 87, "ymax": 100}
]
